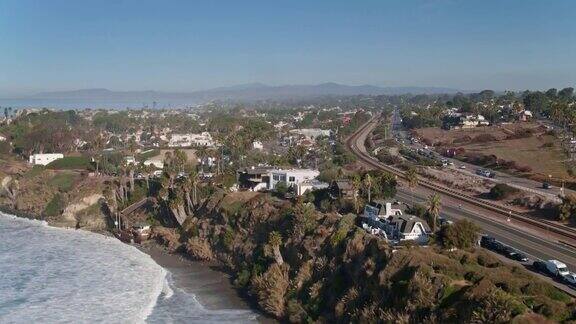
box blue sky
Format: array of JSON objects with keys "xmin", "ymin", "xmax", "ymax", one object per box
[{"xmin": 0, "ymin": 0, "xmax": 574, "ymax": 95}]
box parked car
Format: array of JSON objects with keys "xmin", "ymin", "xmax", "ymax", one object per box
[
  {"xmin": 563, "ymin": 272, "xmax": 576, "ymax": 287},
  {"xmin": 439, "ymin": 217, "xmax": 453, "ymax": 227},
  {"xmin": 542, "ymin": 182, "xmax": 552, "ymax": 189}
]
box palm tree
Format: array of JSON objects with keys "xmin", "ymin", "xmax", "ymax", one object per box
[
  {"xmin": 363, "ymin": 173, "xmax": 373, "ymax": 203},
  {"xmin": 91, "ymin": 134, "xmax": 105, "ymax": 176},
  {"xmin": 351, "ymin": 174, "xmax": 362, "ymax": 213},
  {"xmin": 405, "ymin": 168, "xmax": 418, "ymax": 203},
  {"xmin": 268, "ymin": 231, "xmax": 284, "ymax": 265},
  {"xmin": 426, "ymin": 193, "xmax": 441, "ymax": 233}
]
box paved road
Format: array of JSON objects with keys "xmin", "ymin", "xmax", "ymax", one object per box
[
  {"xmin": 394, "ymin": 187, "xmax": 576, "ymax": 295},
  {"xmin": 353, "ymin": 115, "xmax": 576, "ymax": 295},
  {"xmin": 390, "ymin": 109, "xmax": 570, "ymax": 201}
]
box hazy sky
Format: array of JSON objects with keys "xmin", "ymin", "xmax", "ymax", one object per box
[{"xmin": 0, "ymin": 0, "xmax": 574, "ymax": 95}]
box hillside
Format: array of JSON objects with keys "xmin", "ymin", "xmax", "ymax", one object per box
[
  {"xmin": 30, "ymin": 83, "xmax": 462, "ymax": 103},
  {"xmin": 151, "ymin": 191, "xmax": 575, "ymax": 322}
]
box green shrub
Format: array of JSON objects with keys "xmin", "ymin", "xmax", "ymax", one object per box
[
  {"xmin": 44, "ymin": 193, "xmax": 65, "ymax": 217},
  {"xmin": 221, "ymin": 227, "xmax": 235, "ymax": 251},
  {"xmin": 489, "ymin": 183, "xmax": 519, "ymax": 200},
  {"xmin": 330, "ymin": 214, "xmax": 355, "ymax": 247},
  {"xmin": 24, "ymin": 165, "xmax": 45, "ymax": 178},
  {"xmin": 234, "ymin": 268, "xmax": 251, "ymax": 288}
]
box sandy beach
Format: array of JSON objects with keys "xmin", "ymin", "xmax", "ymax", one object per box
[{"xmin": 138, "ymin": 243, "xmax": 276, "ymax": 323}]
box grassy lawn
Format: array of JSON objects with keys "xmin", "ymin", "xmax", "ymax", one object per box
[
  {"xmin": 46, "ymin": 156, "xmax": 91, "ymax": 170},
  {"xmin": 48, "ymin": 172, "xmax": 78, "ymax": 192},
  {"xmin": 137, "ymin": 149, "xmax": 161, "ymax": 161},
  {"xmin": 23, "ymin": 165, "xmax": 45, "ymax": 178},
  {"xmin": 462, "ymin": 135, "xmax": 571, "ymax": 179}
]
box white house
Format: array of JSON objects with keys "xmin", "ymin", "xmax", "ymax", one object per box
[
  {"xmin": 296, "ymin": 179, "xmax": 329, "ymax": 195},
  {"xmin": 387, "ymin": 214, "xmax": 431, "ymax": 244},
  {"xmin": 168, "ymin": 132, "xmax": 215, "ymax": 147},
  {"xmin": 268, "ymin": 169, "xmax": 320, "ymax": 191},
  {"xmin": 361, "ymin": 200, "xmax": 430, "ymax": 244},
  {"xmin": 362, "ymin": 200, "xmax": 403, "ymax": 219},
  {"xmin": 29, "ymin": 153, "xmax": 64, "ymax": 166},
  {"xmin": 458, "ymin": 114, "xmax": 489, "ymax": 129}
]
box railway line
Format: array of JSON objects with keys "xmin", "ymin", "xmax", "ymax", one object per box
[
  {"xmin": 346, "ymin": 116, "xmax": 576, "ymax": 244},
  {"xmin": 346, "ymin": 116, "xmax": 576, "ymax": 295}
]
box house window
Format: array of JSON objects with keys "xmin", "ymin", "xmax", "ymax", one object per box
[
  {"xmin": 289, "ymin": 176, "xmax": 295, "ymax": 182},
  {"xmin": 273, "ymin": 174, "xmax": 280, "ymax": 181}
]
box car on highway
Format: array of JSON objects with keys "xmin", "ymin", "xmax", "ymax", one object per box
[
  {"xmin": 459, "ymin": 165, "xmax": 466, "ymax": 169},
  {"xmin": 542, "ymin": 182, "xmax": 552, "ymax": 189},
  {"xmin": 532, "ymin": 260, "xmax": 548, "ymax": 274},
  {"xmin": 476, "ymin": 169, "xmax": 495, "ymax": 178},
  {"xmin": 509, "ymin": 251, "xmax": 529, "ymax": 262},
  {"xmin": 564, "ymin": 272, "xmax": 576, "ymax": 287},
  {"xmin": 480, "ymin": 235, "xmax": 496, "ymax": 248}
]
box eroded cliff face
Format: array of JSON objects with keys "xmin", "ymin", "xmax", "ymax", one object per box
[
  {"xmin": 0, "ymin": 171, "xmax": 108, "ymax": 230},
  {"xmin": 150, "ymin": 191, "xmax": 575, "ymax": 323},
  {"xmin": 55, "ymin": 194, "xmax": 106, "ymax": 229}
]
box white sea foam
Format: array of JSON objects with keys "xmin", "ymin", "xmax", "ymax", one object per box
[{"xmin": 0, "ymin": 213, "xmax": 257, "ymax": 323}]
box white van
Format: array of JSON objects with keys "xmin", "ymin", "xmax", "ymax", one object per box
[{"xmin": 545, "ymin": 260, "xmax": 570, "ymax": 277}]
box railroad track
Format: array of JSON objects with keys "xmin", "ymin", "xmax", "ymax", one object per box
[{"xmin": 346, "ymin": 117, "xmax": 576, "ymax": 242}]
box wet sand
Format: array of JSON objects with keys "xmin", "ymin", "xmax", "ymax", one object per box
[{"xmin": 138, "ymin": 243, "xmax": 276, "ymax": 323}]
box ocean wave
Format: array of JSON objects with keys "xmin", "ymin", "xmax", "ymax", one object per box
[{"xmin": 0, "ymin": 213, "xmax": 166, "ymax": 323}]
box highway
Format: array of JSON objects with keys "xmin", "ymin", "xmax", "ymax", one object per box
[{"xmin": 347, "ymin": 116, "xmax": 576, "ymax": 295}]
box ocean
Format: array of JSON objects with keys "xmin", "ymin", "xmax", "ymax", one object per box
[
  {"xmin": 0, "ymin": 213, "xmax": 256, "ymax": 323},
  {"xmin": 0, "ymin": 98, "xmax": 198, "ymax": 110}
]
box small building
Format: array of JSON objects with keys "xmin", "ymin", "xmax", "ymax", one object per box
[
  {"xmin": 252, "ymin": 140, "xmax": 264, "ymax": 150},
  {"xmin": 131, "ymin": 223, "xmax": 151, "ymax": 243},
  {"xmin": 125, "ymin": 156, "xmax": 136, "ymax": 165},
  {"xmin": 329, "ymin": 180, "xmax": 356, "ymax": 199},
  {"xmin": 297, "ymin": 179, "xmax": 329, "ymax": 196},
  {"xmin": 29, "ymin": 153, "xmax": 64, "ymax": 166}
]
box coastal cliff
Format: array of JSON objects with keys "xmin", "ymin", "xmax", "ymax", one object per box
[{"xmin": 150, "ymin": 191, "xmax": 575, "ymax": 323}]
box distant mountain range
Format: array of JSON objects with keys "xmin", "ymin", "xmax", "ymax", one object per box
[{"xmin": 31, "ymin": 83, "xmax": 462, "ymax": 103}]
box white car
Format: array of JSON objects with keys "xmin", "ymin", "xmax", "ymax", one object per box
[
  {"xmin": 564, "ymin": 272, "xmax": 576, "ymax": 287},
  {"xmin": 459, "ymin": 165, "xmax": 466, "ymax": 169}
]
